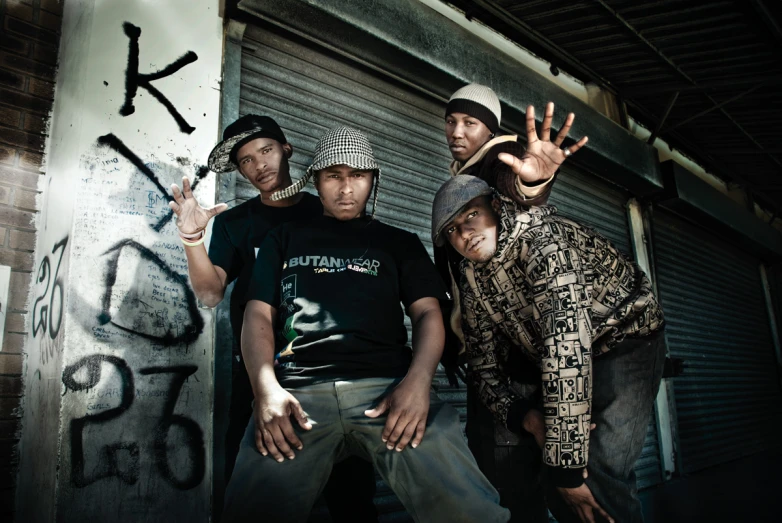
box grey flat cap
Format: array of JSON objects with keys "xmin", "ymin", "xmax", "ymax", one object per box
[{"xmin": 431, "ymin": 175, "xmax": 493, "ymax": 247}]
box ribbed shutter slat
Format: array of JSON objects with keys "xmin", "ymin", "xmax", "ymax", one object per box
[{"xmin": 652, "ymin": 210, "xmax": 782, "ymax": 474}]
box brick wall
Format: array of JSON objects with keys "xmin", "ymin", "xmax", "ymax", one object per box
[{"xmin": 0, "ymin": 0, "xmax": 63, "ymax": 518}]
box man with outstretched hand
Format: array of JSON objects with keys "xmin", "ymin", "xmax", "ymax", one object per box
[
  {"xmin": 221, "ymin": 127, "xmax": 510, "ymax": 523},
  {"xmin": 439, "ymin": 83, "xmax": 588, "ymax": 521}
]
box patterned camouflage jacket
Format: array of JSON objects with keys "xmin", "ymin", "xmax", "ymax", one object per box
[{"xmin": 459, "ymin": 196, "xmax": 664, "ymax": 481}]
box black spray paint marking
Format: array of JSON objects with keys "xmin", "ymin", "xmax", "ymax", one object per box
[
  {"xmin": 140, "ymin": 366, "xmax": 205, "ymax": 490},
  {"xmin": 97, "ymin": 134, "xmax": 208, "ymax": 231},
  {"xmin": 63, "ymin": 356, "xmax": 205, "ymax": 489},
  {"xmin": 63, "ymin": 354, "xmax": 139, "ymax": 487},
  {"xmin": 99, "ymin": 239, "xmax": 204, "ymax": 345},
  {"xmin": 119, "ymin": 22, "xmax": 198, "ymax": 134},
  {"xmin": 32, "ymin": 236, "xmax": 69, "ymax": 352}
]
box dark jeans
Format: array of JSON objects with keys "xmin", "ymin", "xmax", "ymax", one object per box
[
  {"xmin": 223, "ymin": 378, "xmax": 509, "ymax": 523},
  {"xmin": 467, "ymin": 388, "xmax": 548, "ymax": 523},
  {"xmin": 226, "ymin": 361, "xmax": 378, "ymax": 522},
  {"xmin": 547, "ymin": 330, "xmax": 667, "ymax": 523}
]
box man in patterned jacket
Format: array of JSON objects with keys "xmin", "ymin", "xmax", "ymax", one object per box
[
  {"xmin": 431, "ymin": 175, "xmax": 666, "ymax": 523},
  {"xmin": 439, "ymin": 83, "xmax": 589, "ymax": 522}
]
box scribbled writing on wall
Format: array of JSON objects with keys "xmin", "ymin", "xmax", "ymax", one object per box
[
  {"xmin": 120, "ymin": 22, "xmax": 198, "ymax": 134},
  {"xmin": 33, "ymin": 236, "xmax": 69, "ymax": 364},
  {"xmin": 98, "ymin": 240, "xmax": 203, "ymax": 346},
  {"xmin": 97, "ymin": 133, "xmax": 208, "ymax": 231},
  {"xmin": 63, "ymin": 354, "xmax": 205, "ymax": 489}
]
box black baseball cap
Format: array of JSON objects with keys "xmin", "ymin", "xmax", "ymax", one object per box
[{"xmin": 207, "ymin": 114, "xmax": 288, "ymax": 173}]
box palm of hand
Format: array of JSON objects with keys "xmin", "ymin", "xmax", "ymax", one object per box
[
  {"xmin": 175, "ymin": 199, "xmax": 212, "ymax": 234},
  {"xmin": 517, "ymin": 140, "xmax": 563, "ymax": 184},
  {"xmin": 498, "ymin": 102, "xmax": 588, "ymax": 185},
  {"xmin": 169, "ymin": 177, "xmax": 227, "ymax": 234}
]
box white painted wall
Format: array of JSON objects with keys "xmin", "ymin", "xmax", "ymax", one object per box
[{"xmin": 16, "ymin": 1, "xmax": 223, "ymax": 521}]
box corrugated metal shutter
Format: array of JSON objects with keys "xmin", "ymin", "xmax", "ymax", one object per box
[
  {"xmin": 652, "ymin": 209, "xmax": 782, "ymax": 473},
  {"xmin": 238, "ymin": 26, "xmax": 451, "ymax": 249},
  {"xmin": 550, "ymin": 166, "xmax": 632, "ymax": 257},
  {"xmin": 236, "ymin": 21, "xmax": 662, "ymax": 519}
]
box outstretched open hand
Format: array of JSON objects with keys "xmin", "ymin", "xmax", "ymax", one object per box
[
  {"xmin": 169, "ymin": 176, "xmax": 228, "ymax": 235},
  {"xmin": 498, "ymin": 102, "xmax": 589, "ymax": 184}
]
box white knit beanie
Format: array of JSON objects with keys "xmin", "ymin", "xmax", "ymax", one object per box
[{"xmin": 446, "ymin": 83, "xmax": 501, "ymax": 132}]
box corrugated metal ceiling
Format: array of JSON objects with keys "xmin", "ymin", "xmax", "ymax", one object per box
[{"xmin": 447, "ymin": 0, "xmax": 782, "ymax": 216}]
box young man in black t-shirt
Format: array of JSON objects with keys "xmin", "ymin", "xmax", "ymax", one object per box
[
  {"xmin": 221, "ymin": 127, "xmax": 510, "ymax": 523},
  {"xmin": 168, "ymin": 115, "xmax": 376, "ymax": 519}
]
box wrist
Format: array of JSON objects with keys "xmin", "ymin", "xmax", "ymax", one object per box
[
  {"xmin": 522, "ymin": 409, "xmax": 544, "ymax": 432},
  {"xmin": 252, "ymin": 365, "xmax": 281, "ymax": 395},
  {"xmin": 180, "ymin": 229, "xmax": 205, "ymax": 247},
  {"xmin": 547, "ymin": 465, "xmax": 585, "ymax": 488},
  {"xmin": 178, "ymin": 229, "xmax": 205, "ymax": 240},
  {"xmin": 404, "ymin": 366, "xmax": 436, "ymax": 387}
]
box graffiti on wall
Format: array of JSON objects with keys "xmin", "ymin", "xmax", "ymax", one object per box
[
  {"xmin": 63, "ymin": 354, "xmax": 205, "ymax": 489},
  {"xmin": 120, "ymin": 22, "xmax": 198, "ymax": 134},
  {"xmin": 56, "ymin": 20, "xmax": 212, "ymax": 499},
  {"xmin": 99, "ymin": 239, "xmax": 203, "ymax": 345},
  {"xmin": 97, "ymin": 133, "xmax": 208, "ymax": 231},
  {"xmin": 32, "ymin": 236, "xmax": 69, "ymax": 366}
]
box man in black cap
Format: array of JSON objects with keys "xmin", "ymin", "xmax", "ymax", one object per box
[
  {"xmin": 222, "ymin": 126, "xmax": 510, "ymax": 523},
  {"xmin": 439, "ymin": 83, "xmax": 588, "ymax": 521},
  {"xmin": 168, "ymin": 115, "xmax": 377, "ymax": 520}
]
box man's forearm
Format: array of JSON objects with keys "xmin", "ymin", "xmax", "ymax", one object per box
[
  {"xmin": 241, "ymin": 301, "xmax": 280, "ymax": 397},
  {"xmin": 407, "ymin": 302, "xmax": 445, "ymax": 384},
  {"xmin": 183, "ymin": 243, "xmax": 226, "ymax": 307}
]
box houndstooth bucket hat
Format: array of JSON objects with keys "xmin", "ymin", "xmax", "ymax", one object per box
[{"xmin": 271, "ymin": 126, "xmax": 382, "ymax": 215}]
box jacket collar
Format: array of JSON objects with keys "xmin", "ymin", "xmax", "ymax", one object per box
[{"xmin": 449, "ymin": 135, "xmax": 518, "ymax": 177}]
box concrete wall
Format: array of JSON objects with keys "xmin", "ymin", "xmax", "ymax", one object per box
[{"xmin": 15, "ymin": 1, "xmax": 223, "ymax": 521}]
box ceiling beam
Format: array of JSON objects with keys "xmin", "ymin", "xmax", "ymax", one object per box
[
  {"xmin": 659, "ymin": 82, "xmax": 766, "ymax": 134},
  {"xmin": 648, "ymin": 91, "xmax": 679, "ymax": 145},
  {"xmin": 621, "ymin": 74, "xmax": 782, "ymax": 96},
  {"xmin": 454, "ymin": 0, "xmax": 782, "ymax": 216},
  {"xmin": 594, "ymin": 0, "xmax": 782, "ymax": 203}
]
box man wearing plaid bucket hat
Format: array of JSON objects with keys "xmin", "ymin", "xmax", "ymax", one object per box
[
  {"xmin": 168, "ymin": 115, "xmax": 376, "ymax": 520},
  {"xmin": 221, "ymin": 126, "xmax": 510, "ymax": 523}
]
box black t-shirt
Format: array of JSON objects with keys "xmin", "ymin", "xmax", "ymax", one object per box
[
  {"xmin": 247, "ymin": 215, "xmax": 447, "ymax": 388},
  {"xmin": 208, "ymin": 193, "xmax": 323, "ymax": 348}
]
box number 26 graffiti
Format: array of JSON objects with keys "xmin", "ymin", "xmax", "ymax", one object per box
[{"xmin": 33, "ymin": 236, "xmax": 69, "ymax": 339}]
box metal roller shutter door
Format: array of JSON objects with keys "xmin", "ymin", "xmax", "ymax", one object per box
[{"xmin": 652, "ymin": 209, "xmax": 782, "ymax": 473}]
